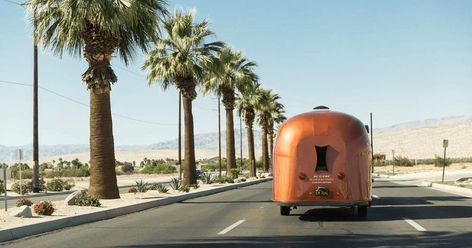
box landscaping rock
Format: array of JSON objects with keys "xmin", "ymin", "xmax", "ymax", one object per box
[
  {"xmin": 64, "ymin": 190, "xmax": 87, "ymax": 206},
  {"xmin": 11, "ymin": 205, "xmax": 32, "ymax": 218}
]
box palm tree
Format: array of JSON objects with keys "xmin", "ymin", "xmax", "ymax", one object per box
[
  {"xmin": 143, "ymin": 11, "xmax": 224, "ymax": 186},
  {"xmin": 203, "ymin": 47, "xmax": 258, "ymax": 174},
  {"xmin": 267, "ymin": 103, "xmax": 286, "ymax": 167},
  {"xmin": 29, "ymin": 0, "xmax": 167, "ymax": 199},
  {"xmin": 255, "ymin": 88, "xmax": 283, "ymax": 172},
  {"xmin": 236, "ymin": 82, "xmax": 261, "ymax": 177}
]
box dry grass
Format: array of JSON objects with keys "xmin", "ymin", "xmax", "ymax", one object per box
[{"xmin": 374, "ymin": 162, "xmax": 472, "ymax": 176}]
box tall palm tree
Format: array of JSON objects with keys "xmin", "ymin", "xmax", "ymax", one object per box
[
  {"xmin": 143, "ymin": 11, "xmax": 224, "ymax": 186},
  {"xmin": 203, "ymin": 47, "xmax": 258, "ymax": 174},
  {"xmin": 255, "ymin": 88, "xmax": 283, "ymax": 172},
  {"xmin": 29, "ymin": 0, "xmax": 167, "ymax": 199},
  {"xmin": 268, "ymin": 103, "xmax": 286, "ymax": 167},
  {"xmin": 236, "ymin": 82, "xmax": 261, "ymax": 177}
]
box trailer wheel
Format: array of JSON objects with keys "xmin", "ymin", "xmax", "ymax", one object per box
[
  {"xmin": 280, "ymin": 206, "xmax": 290, "ymax": 216},
  {"xmin": 357, "ymin": 205, "xmax": 368, "ymax": 217}
]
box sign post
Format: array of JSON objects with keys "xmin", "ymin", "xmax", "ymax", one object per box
[
  {"xmin": 3, "ymin": 165, "xmax": 7, "ymax": 212},
  {"xmin": 442, "ymin": 139, "xmax": 448, "ymax": 183},
  {"xmin": 18, "ymin": 149, "xmax": 23, "ymax": 195},
  {"xmin": 392, "ymin": 150, "xmax": 395, "ymax": 176}
]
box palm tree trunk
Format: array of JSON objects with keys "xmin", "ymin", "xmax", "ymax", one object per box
[
  {"xmin": 225, "ymin": 107, "xmax": 236, "ymax": 173},
  {"xmin": 262, "ymin": 127, "xmax": 269, "ymax": 172},
  {"xmin": 88, "ymin": 91, "xmax": 119, "ymax": 199},
  {"xmin": 247, "ymin": 123, "xmax": 256, "ymax": 177},
  {"xmin": 268, "ymin": 128, "xmax": 274, "ymax": 171},
  {"xmin": 182, "ymin": 94, "xmax": 197, "ymax": 186}
]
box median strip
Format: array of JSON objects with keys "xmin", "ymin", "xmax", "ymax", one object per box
[
  {"xmin": 403, "ymin": 218, "xmax": 427, "ymax": 232},
  {"xmin": 217, "ymin": 219, "xmax": 246, "ymax": 235}
]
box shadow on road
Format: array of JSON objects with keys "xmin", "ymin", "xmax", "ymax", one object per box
[
  {"xmin": 296, "ymin": 205, "xmax": 472, "ymax": 222},
  {"xmin": 116, "ymin": 232, "xmax": 472, "ymax": 248}
]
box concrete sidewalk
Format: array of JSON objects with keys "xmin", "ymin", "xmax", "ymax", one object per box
[{"xmin": 0, "ymin": 178, "xmax": 272, "ymax": 243}]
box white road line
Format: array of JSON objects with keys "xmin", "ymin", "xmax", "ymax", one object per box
[
  {"xmin": 372, "ymin": 194, "xmax": 380, "ymax": 199},
  {"xmin": 403, "ymin": 218, "xmax": 427, "ymax": 232},
  {"xmin": 217, "ymin": 219, "xmax": 246, "ymax": 235}
]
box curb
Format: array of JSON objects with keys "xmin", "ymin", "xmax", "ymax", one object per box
[
  {"xmin": 0, "ymin": 178, "xmax": 272, "ymax": 243},
  {"xmin": 429, "ymin": 182, "xmax": 472, "ymax": 198}
]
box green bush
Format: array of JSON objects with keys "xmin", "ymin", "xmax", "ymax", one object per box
[
  {"xmin": 216, "ymin": 176, "xmax": 234, "ymax": 184},
  {"xmin": 12, "ymin": 181, "xmax": 31, "ymax": 194},
  {"xmin": 201, "ymin": 163, "xmax": 220, "ymax": 172},
  {"xmin": 121, "ymin": 163, "xmax": 134, "ymax": 174},
  {"xmin": 16, "ymin": 197, "xmax": 33, "ymax": 207},
  {"xmin": 33, "ymin": 200, "xmax": 55, "ymax": 215},
  {"xmin": 46, "ymin": 178, "xmax": 64, "ymax": 191},
  {"xmin": 142, "ymin": 163, "xmax": 176, "ymax": 174},
  {"xmin": 28, "ymin": 178, "xmax": 46, "ymax": 192},
  {"xmin": 75, "ymin": 194, "xmax": 101, "ymax": 207},
  {"xmin": 0, "ymin": 180, "xmax": 4, "ymax": 194},
  {"xmin": 178, "ymin": 185, "xmax": 190, "ymax": 192},
  {"xmin": 155, "ymin": 183, "xmax": 169, "ymax": 193},
  {"xmin": 433, "ymin": 155, "xmax": 452, "ymax": 167},
  {"xmin": 230, "ymin": 168, "xmax": 240, "ymax": 179},
  {"xmin": 394, "ymin": 156, "xmax": 414, "ymax": 167},
  {"xmin": 63, "ymin": 179, "xmax": 75, "ymax": 190}
]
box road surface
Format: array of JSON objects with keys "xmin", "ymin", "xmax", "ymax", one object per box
[{"xmin": 2, "ymin": 179, "xmax": 472, "ymax": 247}]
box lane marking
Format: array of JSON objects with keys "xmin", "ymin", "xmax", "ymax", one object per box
[
  {"xmin": 372, "ymin": 194, "xmax": 380, "ymax": 199},
  {"xmin": 217, "ymin": 219, "xmax": 246, "ymax": 235},
  {"xmin": 403, "ymin": 218, "xmax": 427, "ymax": 232}
]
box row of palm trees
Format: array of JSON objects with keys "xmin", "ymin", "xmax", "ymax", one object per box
[{"xmin": 28, "ymin": 1, "xmax": 285, "ymax": 199}]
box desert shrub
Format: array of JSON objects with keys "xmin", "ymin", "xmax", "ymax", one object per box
[
  {"xmin": 230, "ymin": 168, "xmax": 239, "ymax": 179},
  {"xmin": 190, "ymin": 183, "xmax": 199, "ymax": 189},
  {"xmin": 128, "ymin": 187, "xmax": 138, "ymax": 193},
  {"xmin": 16, "ymin": 197, "xmax": 33, "ymax": 207},
  {"xmin": 216, "ymin": 176, "xmax": 234, "ymax": 184},
  {"xmin": 61, "ymin": 167, "xmax": 90, "ymax": 177},
  {"xmin": 10, "ymin": 163, "xmax": 30, "ymax": 179},
  {"xmin": 201, "ymin": 163, "xmax": 220, "ymax": 172},
  {"xmin": 46, "ymin": 178, "xmax": 64, "ymax": 191},
  {"xmin": 142, "ymin": 163, "xmax": 176, "ymax": 174},
  {"xmin": 63, "ymin": 179, "xmax": 75, "ymax": 190},
  {"xmin": 156, "ymin": 183, "xmax": 169, "ymax": 193},
  {"xmin": 12, "ymin": 181, "xmax": 32, "ymax": 194},
  {"xmin": 201, "ymin": 172, "xmax": 214, "ymax": 184},
  {"xmin": 433, "ymin": 155, "xmax": 452, "ymax": 167},
  {"xmin": 136, "ymin": 180, "xmax": 148, "ymax": 193},
  {"xmin": 178, "ymin": 185, "xmax": 190, "ymax": 192},
  {"xmin": 75, "ymin": 194, "xmax": 101, "ymax": 207},
  {"xmin": 394, "ymin": 156, "xmax": 414, "ymax": 167},
  {"xmin": 33, "ymin": 201, "xmax": 55, "ymax": 216},
  {"xmin": 121, "ymin": 163, "xmax": 134, "ymax": 174},
  {"xmin": 0, "ymin": 180, "xmax": 4, "ymax": 194},
  {"xmin": 169, "ymin": 178, "xmax": 181, "ymax": 190}
]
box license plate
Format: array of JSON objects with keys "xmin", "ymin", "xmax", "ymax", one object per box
[{"xmin": 315, "ymin": 187, "xmax": 329, "ymax": 196}]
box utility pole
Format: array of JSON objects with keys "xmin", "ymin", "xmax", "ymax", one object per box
[
  {"xmin": 32, "ymin": 9, "xmax": 40, "ymax": 193},
  {"xmin": 218, "ymin": 95, "xmax": 222, "ymax": 177},
  {"xmin": 178, "ymin": 91, "xmax": 182, "ymax": 180},
  {"xmin": 370, "ymin": 112, "xmax": 374, "ymax": 174}
]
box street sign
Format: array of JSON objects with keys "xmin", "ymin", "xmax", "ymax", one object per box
[{"xmin": 443, "ymin": 139, "xmax": 448, "ymax": 148}]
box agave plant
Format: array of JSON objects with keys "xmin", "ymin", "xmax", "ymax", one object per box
[
  {"xmin": 169, "ymin": 178, "xmax": 182, "ymax": 190},
  {"xmin": 135, "ymin": 180, "xmax": 149, "ymax": 193},
  {"xmin": 202, "ymin": 171, "xmax": 214, "ymax": 184},
  {"xmin": 156, "ymin": 183, "xmax": 169, "ymax": 193}
]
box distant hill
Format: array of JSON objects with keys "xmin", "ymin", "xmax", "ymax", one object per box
[
  {"xmin": 373, "ymin": 116, "xmax": 472, "ymax": 159},
  {"xmin": 1, "ymin": 116, "xmax": 471, "ymax": 163}
]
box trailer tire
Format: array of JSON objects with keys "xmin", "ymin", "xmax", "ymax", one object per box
[{"xmin": 280, "ymin": 206, "xmax": 290, "ymax": 216}]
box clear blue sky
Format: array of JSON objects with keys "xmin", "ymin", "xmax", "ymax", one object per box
[{"xmin": 0, "ymin": 0, "xmax": 471, "ymax": 146}]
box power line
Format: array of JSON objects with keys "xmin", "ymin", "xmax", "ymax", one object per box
[
  {"xmin": 0, "ymin": 0, "xmax": 21, "ymax": 6},
  {"xmin": 0, "ymin": 79, "xmax": 177, "ymax": 126}
]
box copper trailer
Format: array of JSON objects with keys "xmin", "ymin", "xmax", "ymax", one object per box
[{"xmin": 272, "ymin": 107, "xmax": 372, "ymax": 216}]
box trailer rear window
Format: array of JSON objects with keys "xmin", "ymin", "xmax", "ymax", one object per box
[{"xmin": 315, "ymin": 146, "xmax": 329, "ymax": 172}]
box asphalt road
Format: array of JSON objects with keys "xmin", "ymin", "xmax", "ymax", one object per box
[{"xmin": 2, "ymin": 179, "xmax": 472, "ymax": 248}]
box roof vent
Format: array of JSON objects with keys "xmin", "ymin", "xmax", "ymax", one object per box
[{"xmin": 313, "ymin": 106, "xmax": 329, "ymax": 110}]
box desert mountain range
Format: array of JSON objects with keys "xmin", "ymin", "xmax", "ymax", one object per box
[{"xmin": 0, "ymin": 116, "xmax": 470, "ymax": 163}]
